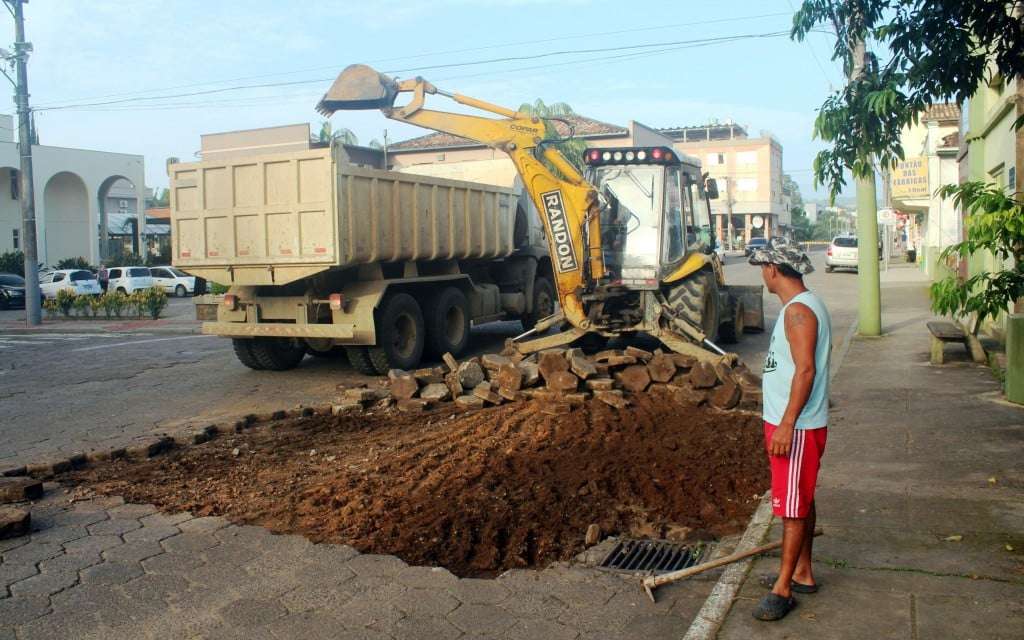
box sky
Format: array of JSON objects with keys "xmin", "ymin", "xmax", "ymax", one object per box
[{"xmin": 10, "ymin": 0, "xmax": 848, "ymax": 201}]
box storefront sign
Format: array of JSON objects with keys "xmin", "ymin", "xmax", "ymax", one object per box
[{"xmin": 892, "ymin": 157, "xmax": 929, "ymax": 199}]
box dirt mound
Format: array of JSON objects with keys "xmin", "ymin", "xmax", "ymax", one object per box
[{"xmin": 64, "ymin": 391, "xmax": 767, "ymax": 577}]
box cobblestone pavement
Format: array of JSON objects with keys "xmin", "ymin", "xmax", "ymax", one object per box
[{"xmin": 1, "ymin": 487, "xmax": 715, "ymax": 639}]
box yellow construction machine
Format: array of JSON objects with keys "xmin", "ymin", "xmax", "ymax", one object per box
[{"xmin": 317, "ymin": 65, "xmax": 762, "ymax": 362}]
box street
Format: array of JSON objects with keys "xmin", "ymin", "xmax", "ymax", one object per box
[{"xmin": 0, "ymin": 248, "xmax": 859, "ymax": 469}]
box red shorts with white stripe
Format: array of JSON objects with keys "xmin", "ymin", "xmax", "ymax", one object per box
[{"xmin": 764, "ymin": 422, "xmax": 827, "ymax": 519}]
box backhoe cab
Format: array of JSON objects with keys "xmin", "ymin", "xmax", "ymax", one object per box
[{"xmin": 318, "ymin": 65, "xmax": 762, "ymax": 362}]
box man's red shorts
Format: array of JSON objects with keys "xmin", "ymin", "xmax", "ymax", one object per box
[{"xmin": 764, "ymin": 422, "xmax": 827, "ymax": 518}]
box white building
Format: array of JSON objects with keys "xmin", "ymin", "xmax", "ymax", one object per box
[{"xmin": 0, "ymin": 115, "xmax": 146, "ymax": 266}]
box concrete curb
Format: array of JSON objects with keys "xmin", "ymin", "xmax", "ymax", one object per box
[
  {"xmin": 0, "ymin": 323, "xmax": 201, "ymax": 335},
  {"xmin": 681, "ymin": 493, "xmax": 773, "ymax": 640}
]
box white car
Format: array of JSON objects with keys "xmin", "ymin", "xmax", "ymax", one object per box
[
  {"xmin": 149, "ymin": 266, "xmax": 196, "ymax": 297},
  {"xmin": 39, "ymin": 269, "xmax": 101, "ymax": 299},
  {"xmin": 107, "ymin": 266, "xmax": 154, "ymax": 294},
  {"xmin": 825, "ymin": 235, "xmax": 859, "ymax": 272}
]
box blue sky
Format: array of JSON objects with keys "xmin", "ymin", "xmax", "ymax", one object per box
[{"xmin": 12, "ymin": 0, "xmax": 846, "ymax": 200}]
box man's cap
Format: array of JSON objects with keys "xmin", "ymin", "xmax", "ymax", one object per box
[{"xmin": 748, "ymin": 245, "xmax": 815, "ymax": 275}]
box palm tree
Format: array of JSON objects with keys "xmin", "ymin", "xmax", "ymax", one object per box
[
  {"xmin": 517, "ymin": 99, "xmax": 587, "ymax": 175},
  {"xmin": 316, "ymin": 121, "xmax": 359, "ymax": 146}
]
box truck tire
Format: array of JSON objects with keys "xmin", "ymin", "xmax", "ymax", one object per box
[
  {"xmin": 249, "ymin": 338, "xmax": 306, "ymax": 371},
  {"xmin": 345, "ymin": 346, "xmax": 378, "ymax": 375},
  {"xmin": 425, "ymin": 287, "xmax": 470, "ymax": 358},
  {"xmin": 718, "ymin": 300, "xmax": 745, "ymax": 344},
  {"xmin": 521, "ymin": 276, "xmax": 555, "ymax": 331},
  {"xmin": 232, "ymin": 339, "xmax": 264, "ymax": 370},
  {"xmin": 367, "ymin": 293, "xmax": 425, "ymax": 373},
  {"xmin": 667, "ymin": 270, "xmax": 720, "ymax": 342}
]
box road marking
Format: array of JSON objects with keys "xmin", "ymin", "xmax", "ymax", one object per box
[{"xmin": 71, "ymin": 335, "xmax": 212, "ymax": 352}]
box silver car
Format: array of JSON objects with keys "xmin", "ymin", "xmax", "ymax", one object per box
[{"xmin": 825, "ymin": 235, "xmax": 858, "ymax": 272}]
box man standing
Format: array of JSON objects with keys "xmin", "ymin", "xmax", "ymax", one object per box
[{"xmin": 748, "ymin": 246, "xmax": 831, "ymax": 621}]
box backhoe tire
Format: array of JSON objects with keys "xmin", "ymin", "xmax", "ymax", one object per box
[
  {"xmin": 232, "ymin": 339, "xmax": 265, "ymax": 370},
  {"xmin": 367, "ymin": 292, "xmax": 425, "ymax": 374},
  {"xmin": 345, "ymin": 346, "xmax": 378, "ymax": 375},
  {"xmin": 425, "ymin": 287, "xmax": 471, "ymax": 359},
  {"xmin": 667, "ymin": 269, "xmax": 720, "ymax": 342},
  {"xmin": 718, "ymin": 300, "xmax": 745, "ymax": 344},
  {"xmin": 249, "ymin": 338, "xmax": 306, "ymax": 371},
  {"xmin": 521, "ymin": 276, "xmax": 555, "ymax": 332}
]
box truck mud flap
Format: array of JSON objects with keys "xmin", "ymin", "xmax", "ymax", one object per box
[{"xmin": 724, "ymin": 285, "xmax": 765, "ymax": 333}]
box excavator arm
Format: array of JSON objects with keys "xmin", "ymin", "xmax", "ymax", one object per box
[{"xmin": 317, "ymin": 65, "xmax": 604, "ymax": 332}]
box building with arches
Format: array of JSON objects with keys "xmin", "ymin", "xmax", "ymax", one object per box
[{"xmin": 0, "ymin": 115, "xmax": 146, "ymax": 267}]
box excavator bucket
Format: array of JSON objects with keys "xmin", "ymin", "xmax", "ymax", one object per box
[
  {"xmin": 316, "ymin": 64, "xmax": 398, "ymax": 116},
  {"xmin": 725, "ymin": 285, "xmax": 765, "ymax": 333}
]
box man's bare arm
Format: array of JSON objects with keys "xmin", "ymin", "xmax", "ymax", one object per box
[{"xmin": 768, "ymin": 302, "xmax": 818, "ymax": 456}]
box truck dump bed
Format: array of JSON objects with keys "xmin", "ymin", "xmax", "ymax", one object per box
[{"xmin": 170, "ymin": 147, "xmax": 518, "ymax": 285}]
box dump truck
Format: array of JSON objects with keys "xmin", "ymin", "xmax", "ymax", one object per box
[
  {"xmin": 317, "ymin": 65, "xmax": 763, "ymax": 363},
  {"xmin": 170, "ymin": 144, "xmax": 557, "ymax": 373}
]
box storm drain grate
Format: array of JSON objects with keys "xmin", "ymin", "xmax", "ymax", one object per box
[{"xmin": 598, "ymin": 539, "xmax": 704, "ymax": 574}]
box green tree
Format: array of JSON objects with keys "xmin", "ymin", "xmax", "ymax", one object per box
[
  {"xmin": 792, "ymin": 0, "xmax": 1024, "ymax": 199},
  {"xmin": 317, "ymin": 121, "xmax": 358, "ymax": 146},
  {"xmin": 930, "ymin": 182, "xmax": 1024, "ymax": 335},
  {"xmin": 790, "ymin": 205, "xmax": 814, "ymax": 241},
  {"xmin": 517, "ymin": 99, "xmax": 586, "ymax": 175},
  {"xmin": 0, "ymin": 250, "xmax": 25, "ymax": 276},
  {"xmin": 152, "ymin": 188, "xmax": 170, "ymax": 207},
  {"xmin": 782, "ymin": 174, "xmax": 804, "ymax": 208}
]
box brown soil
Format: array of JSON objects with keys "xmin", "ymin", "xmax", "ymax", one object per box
[{"xmin": 63, "ymin": 391, "xmax": 768, "ymax": 577}]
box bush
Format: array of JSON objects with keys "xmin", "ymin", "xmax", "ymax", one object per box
[
  {"xmin": 71, "ymin": 294, "xmax": 92, "ymax": 318},
  {"xmin": 56, "ymin": 257, "xmax": 96, "ymax": 271},
  {"xmin": 89, "ymin": 295, "xmax": 104, "ymax": 318},
  {"xmin": 103, "ymin": 253, "xmax": 146, "ymax": 268},
  {"xmin": 0, "ymin": 251, "xmax": 25, "ymax": 276},
  {"xmin": 209, "ymin": 282, "xmax": 229, "ymax": 295},
  {"xmin": 139, "ymin": 286, "xmax": 169, "ymax": 320},
  {"xmin": 55, "ymin": 289, "xmax": 76, "ymax": 318},
  {"xmin": 42, "ymin": 298, "xmax": 58, "ymax": 319}
]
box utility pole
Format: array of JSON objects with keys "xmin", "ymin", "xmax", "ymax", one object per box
[
  {"xmin": 849, "ymin": 12, "xmax": 881, "ymax": 336},
  {"xmin": 9, "ymin": 0, "xmax": 40, "ymax": 325}
]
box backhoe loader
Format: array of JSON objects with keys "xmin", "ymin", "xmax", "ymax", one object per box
[{"xmin": 317, "ymin": 65, "xmax": 763, "ymax": 362}]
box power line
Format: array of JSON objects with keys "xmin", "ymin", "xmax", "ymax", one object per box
[
  {"xmin": 32, "ymin": 11, "xmax": 792, "ymax": 109},
  {"xmin": 783, "ymin": 0, "xmax": 837, "ymax": 88}
]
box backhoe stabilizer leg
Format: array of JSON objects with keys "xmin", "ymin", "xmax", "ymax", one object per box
[
  {"xmin": 655, "ymin": 329, "xmax": 737, "ymax": 367},
  {"xmin": 503, "ymin": 327, "xmax": 588, "ymax": 357}
]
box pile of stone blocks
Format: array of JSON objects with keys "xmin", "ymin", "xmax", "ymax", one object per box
[{"xmin": 334, "ymin": 346, "xmax": 763, "ymax": 417}]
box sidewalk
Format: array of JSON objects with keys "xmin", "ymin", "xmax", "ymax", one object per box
[
  {"xmin": 0, "ymin": 298, "xmax": 200, "ymax": 335},
  {"xmin": 718, "ymin": 267, "xmax": 1024, "ymax": 638}
]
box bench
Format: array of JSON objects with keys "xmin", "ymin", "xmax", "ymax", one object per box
[{"xmin": 927, "ymin": 320, "xmax": 985, "ymax": 364}]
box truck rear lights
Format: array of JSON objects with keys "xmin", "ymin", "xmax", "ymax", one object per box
[
  {"xmin": 651, "ymin": 148, "xmax": 663, "ymax": 159},
  {"xmin": 586, "ymin": 147, "xmax": 677, "ymax": 166},
  {"xmin": 329, "ymin": 293, "xmax": 345, "ymax": 310},
  {"xmin": 223, "ymin": 294, "xmax": 238, "ymax": 310}
]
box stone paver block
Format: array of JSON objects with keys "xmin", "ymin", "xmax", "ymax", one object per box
[
  {"xmin": 0, "ymin": 477, "xmax": 43, "ymax": 503},
  {"xmin": 179, "ymin": 516, "xmax": 229, "ymax": 535},
  {"xmin": 123, "ymin": 523, "xmax": 180, "ymax": 543},
  {"xmin": 498, "ymin": 589, "xmax": 567, "ymax": 620},
  {"xmin": 504, "ymin": 617, "xmax": 579, "ymax": 640},
  {"xmin": 447, "ymin": 603, "xmax": 518, "ymax": 636},
  {"xmin": 49, "ymin": 508, "xmax": 108, "ymax": 528},
  {"xmin": 204, "ymin": 541, "xmax": 260, "ymax": 567},
  {"xmin": 390, "ymin": 587, "xmax": 460, "ymax": 616},
  {"xmin": 446, "ymin": 578, "xmax": 511, "ymax": 605},
  {"xmin": 396, "ymin": 565, "xmax": 458, "ymax": 589},
  {"xmin": 138, "ymin": 511, "xmax": 193, "ymax": 527},
  {"xmin": 80, "ymin": 560, "xmax": 144, "ymax": 585},
  {"xmin": 12, "ymin": 611, "xmax": 101, "ymax": 640},
  {"xmin": 0, "ymin": 594, "xmax": 51, "ymax": 625},
  {"xmin": 106, "ymin": 503, "xmax": 157, "ymax": 519},
  {"xmin": 264, "ymin": 611, "xmax": 354, "ymax": 640},
  {"xmin": 1, "ymin": 561, "xmax": 38, "ymax": 589},
  {"xmin": 0, "ymin": 506, "xmax": 31, "ymax": 540},
  {"xmin": 279, "ymin": 583, "xmax": 355, "ymax": 613},
  {"xmin": 2, "ymin": 541, "xmax": 63, "ymax": 565},
  {"xmin": 8, "ymin": 568, "xmax": 78, "ymax": 596},
  {"xmin": 385, "ymin": 615, "xmax": 464, "ymax": 640},
  {"xmin": 218, "ymin": 596, "xmax": 288, "ymax": 628},
  {"xmin": 101, "ymin": 540, "xmax": 164, "ymax": 564},
  {"xmin": 63, "ymin": 534, "xmax": 123, "ymax": 557},
  {"xmin": 29, "ymin": 524, "xmax": 88, "ymax": 545},
  {"xmin": 345, "ymin": 552, "xmax": 409, "ymax": 577},
  {"xmin": 87, "ymin": 517, "xmax": 143, "ymax": 537},
  {"xmin": 0, "ymin": 536, "xmax": 28, "ymax": 553},
  {"xmin": 161, "ymin": 532, "xmax": 220, "ymax": 554},
  {"xmin": 119, "ymin": 572, "xmax": 190, "ymax": 606},
  {"xmin": 141, "ymin": 549, "xmax": 204, "ymax": 575},
  {"xmin": 37, "ymin": 551, "xmax": 101, "ymax": 574},
  {"xmin": 544, "ymin": 580, "xmax": 616, "ymax": 608},
  {"xmin": 339, "ymin": 597, "xmax": 405, "ymax": 629}
]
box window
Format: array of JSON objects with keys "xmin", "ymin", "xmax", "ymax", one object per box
[
  {"xmin": 737, "ymin": 151, "xmax": 757, "ymax": 164},
  {"xmin": 662, "ymin": 166, "xmax": 686, "ymax": 264},
  {"xmin": 1009, "ymin": 167, "xmax": 1017, "ymax": 191},
  {"xmin": 705, "ymin": 153, "xmax": 725, "ymax": 166},
  {"xmin": 118, "ymin": 199, "xmax": 129, "ymax": 213},
  {"xmin": 0, "ymin": 274, "xmax": 23, "ymax": 286},
  {"xmin": 12, "ymin": 228, "xmax": 18, "ymax": 250},
  {"xmin": 736, "ymin": 178, "xmax": 758, "ymax": 192},
  {"xmin": 52, "ymin": 272, "xmax": 65, "ymax": 283},
  {"xmin": 108, "ymin": 269, "xmax": 121, "ymax": 279},
  {"xmin": 834, "ymin": 237, "xmax": 857, "ymax": 247},
  {"xmin": 9, "ymin": 169, "xmax": 17, "ymax": 200},
  {"xmin": 128, "ymin": 268, "xmax": 150, "ymax": 277},
  {"xmin": 151, "ymin": 268, "xmax": 170, "ymax": 278},
  {"xmin": 39, "ymin": 273, "xmax": 52, "ymax": 284},
  {"xmin": 70, "ymin": 271, "xmax": 94, "ymax": 282}
]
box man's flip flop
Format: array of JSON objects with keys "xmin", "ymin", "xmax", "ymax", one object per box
[
  {"xmin": 758, "ymin": 573, "xmax": 819, "ymax": 593},
  {"xmin": 753, "ymin": 593, "xmax": 797, "ymax": 621}
]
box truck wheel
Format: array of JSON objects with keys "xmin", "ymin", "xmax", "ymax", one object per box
[
  {"xmin": 521, "ymin": 276, "xmax": 555, "ymax": 331},
  {"xmin": 426, "ymin": 287, "xmax": 470, "ymax": 358},
  {"xmin": 232, "ymin": 339, "xmax": 264, "ymax": 370},
  {"xmin": 667, "ymin": 270, "xmax": 720, "ymax": 342},
  {"xmin": 249, "ymin": 338, "xmax": 306, "ymax": 371},
  {"xmin": 345, "ymin": 346, "xmax": 378, "ymax": 375},
  {"xmin": 368, "ymin": 293, "xmax": 424, "ymax": 373},
  {"xmin": 718, "ymin": 300, "xmax": 745, "ymax": 344}
]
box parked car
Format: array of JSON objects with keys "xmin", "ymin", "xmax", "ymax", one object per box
[
  {"xmin": 149, "ymin": 266, "xmax": 196, "ymax": 297},
  {"xmin": 743, "ymin": 237, "xmax": 769, "ymax": 257},
  {"xmin": 39, "ymin": 269, "xmax": 102, "ymax": 299},
  {"xmin": 0, "ymin": 273, "xmax": 31, "ymax": 309},
  {"xmin": 826, "ymin": 235, "xmax": 859, "ymax": 272},
  {"xmin": 106, "ymin": 266, "xmax": 154, "ymax": 294}
]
